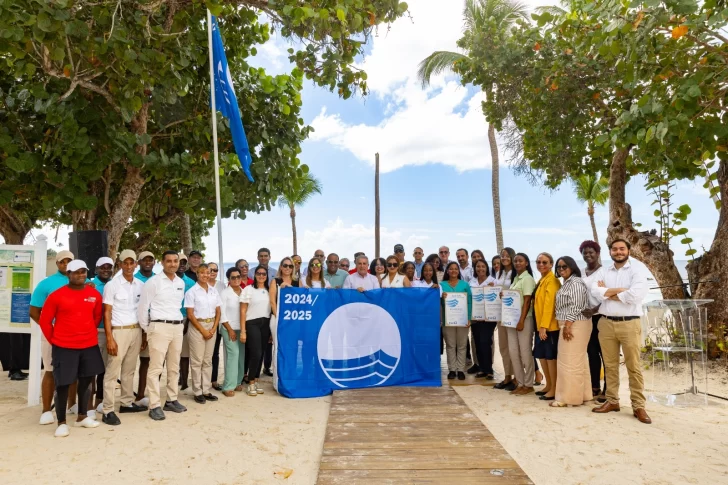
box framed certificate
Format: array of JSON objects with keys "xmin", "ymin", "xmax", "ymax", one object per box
[
  {"xmin": 471, "ymin": 287, "xmax": 486, "ymax": 320},
  {"xmin": 501, "ymin": 289, "xmax": 522, "ymax": 328},
  {"xmin": 483, "ymin": 286, "xmax": 501, "ymax": 322},
  {"xmin": 444, "ymin": 292, "xmax": 468, "ymax": 327}
]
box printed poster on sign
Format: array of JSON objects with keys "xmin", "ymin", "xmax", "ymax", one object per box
[
  {"xmin": 500, "ymin": 289, "xmax": 522, "ymax": 328},
  {"xmin": 484, "ymin": 286, "xmax": 502, "ymax": 321},
  {"xmin": 444, "ymin": 292, "xmax": 468, "ymax": 327},
  {"xmin": 470, "ymin": 287, "xmax": 486, "ymax": 320},
  {"xmin": 0, "ymin": 249, "xmax": 34, "ymax": 331}
]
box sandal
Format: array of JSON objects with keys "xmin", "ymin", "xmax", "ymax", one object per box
[
  {"xmin": 222, "ymin": 390, "xmax": 235, "ymax": 397},
  {"xmin": 234, "ymin": 385, "xmax": 243, "ymax": 392},
  {"xmin": 549, "ymin": 401, "xmax": 567, "ymax": 408}
]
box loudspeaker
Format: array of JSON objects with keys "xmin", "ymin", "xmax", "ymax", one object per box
[{"xmin": 69, "ymin": 230, "xmax": 108, "ymax": 278}]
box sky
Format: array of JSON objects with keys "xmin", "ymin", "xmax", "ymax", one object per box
[{"xmin": 12, "ymin": 0, "xmax": 719, "ymax": 266}]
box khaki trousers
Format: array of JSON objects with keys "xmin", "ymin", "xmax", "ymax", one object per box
[
  {"xmin": 444, "ymin": 326, "xmax": 469, "ymax": 372},
  {"xmin": 470, "ymin": 328, "xmax": 479, "ymax": 367},
  {"xmin": 146, "ymin": 322, "xmax": 184, "ymax": 409},
  {"xmin": 497, "ymin": 322, "xmax": 513, "ymax": 375},
  {"xmin": 507, "ymin": 315, "xmax": 535, "ymax": 387},
  {"xmin": 188, "ymin": 321, "xmax": 215, "ymax": 396},
  {"xmin": 598, "ymin": 317, "xmax": 646, "ymax": 409},
  {"xmin": 102, "ymin": 327, "xmax": 142, "ymax": 414}
]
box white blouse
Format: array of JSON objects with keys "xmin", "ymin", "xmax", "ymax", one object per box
[
  {"xmin": 581, "ymin": 269, "xmax": 602, "ymax": 311},
  {"xmin": 220, "ymin": 286, "xmax": 243, "ymax": 330},
  {"xmin": 302, "ymin": 279, "xmax": 331, "ymax": 289},
  {"xmin": 183, "ymin": 283, "xmax": 222, "ymax": 319},
  {"xmin": 380, "ymin": 273, "xmax": 406, "ymax": 288},
  {"xmin": 412, "ymin": 278, "xmax": 442, "ymax": 296},
  {"xmin": 240, "ymin": 284, "xmax": 272, "ymax": 321},
  {"xmin": 469, "ymin": 275, "xmax": 496, "ymax": 288}
]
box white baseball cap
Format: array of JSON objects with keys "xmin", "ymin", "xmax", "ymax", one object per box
[
  {"xmin": 67, "ymin": 260, "xmax": 89, "ymax": 273},
  {"xmin": 96, "ymin": 257, "xmax": 114, "ymax": 267}
]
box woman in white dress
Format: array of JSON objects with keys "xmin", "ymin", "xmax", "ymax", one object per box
[
  {"xmin": 381, "ymin": 255, "xmax": 411, "ymax": 288},
  {"xmin": 301, "ymin": 257, "xmax": 331, "ymax": 289}
]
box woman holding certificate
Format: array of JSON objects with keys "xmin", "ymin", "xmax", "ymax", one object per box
[
  {"xmin": 469, "ymin": 260, "xmax": 496, "ymax": 379},
  {"xmin": 505, "ymin": 253, "xmax": 537, "ymax": 396},
  {"xmin": 552, "ymin": 256, "xmax": 592, "ymax": 407},
  {"xmin": 533, "ymin": 253, "xmax": 561, "ymax": 401},
  {"xmin": 441, "ymin": 262, "xmax": 472, "ymax": 380},
  {"xmin": 493, "ymin": 248, "xmax": 517, "ymax": 391}
]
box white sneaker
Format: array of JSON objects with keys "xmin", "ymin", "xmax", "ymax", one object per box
[
  {"xmin": 255, "ymin": 382, "xmax": 264, "ymax": 394},
  {"xmin": 134, "ymin": 397, "xmax": 149, "ymax": 408},
  {"xmin": 86, "ymin": 410, "xmax": 96, "ymax": 420},
  {"xmin": 54, "ymin": 424, "xmax": 70, "ymax": 437},
  {"xmin": 39, "ymin": 411, "xmax": 55, "ymax": 425},
  {"xmin": 246, "ymin": 384, "xmax": 257, "ymax": 396},
  {"xmin": 74, "ymin": 416, "xmax": 100, "ymax": 428},
  {"xmin": 67, "ymin": 403, "xmax": 78, "ymax": 415},
  {"xmin": 96, "ymin": 403, "xmax": 103, "ymax": 413}
]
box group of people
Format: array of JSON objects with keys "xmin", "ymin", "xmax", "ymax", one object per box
[{"xmin": 27, "ymin": 237, "xmax": 651, "ymax": 438}]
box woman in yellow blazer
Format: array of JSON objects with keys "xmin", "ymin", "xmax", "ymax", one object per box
[{"xmin": 533, "ymin": 253, "xmax": 561, "ymax": 401}]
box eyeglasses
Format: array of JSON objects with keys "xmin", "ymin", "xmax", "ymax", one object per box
[
  {"xmin": 311, "ymin": 263, "xmax": 322, "ymax": 268},
  {"xmin": 326, "ymin": 260, "xmax": 339, "ymax": 264},
  {"xmin": 556, "ymin": 265, "xmax": 569, "ymax": 271},
  {"xmin": 536, "ymin": 261, "xmax": 550, "ymax": 266},
  {"xmin": 238, "ymin": 264, "xmax": 249, "ymax": 269},
  {"xmin": 439, "ymin": 250, "xmax": 449, "ymax": 254},
  {"xmin": 255, "ymin": 272, "xmax": 267, "ymax": 276},
  {"xmin": 281, "ymin": 264, "xmax": 293, "ymax": 269},
  {"xmin": 230, "ymin": 275, "xmax": 242, "ymax": 280},
  {"xmin": 339, "ymin": 263, "xmax": 349, "ymax": 268},
  {"xmin": 387, "ymin": 263, "xmax": 399, "ymax": 268},
  {"xmin": 315, "ymin": 254, "xmax": 325, "ymax": 258}
]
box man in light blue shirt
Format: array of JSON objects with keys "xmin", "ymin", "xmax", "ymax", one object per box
[
  {"xmin": 135, "ymin": 251, "xmax": 156, "ymax": 283},
  {"xmin": 323, "ymin": 253, "xmax": 349, "ymax": 288}
]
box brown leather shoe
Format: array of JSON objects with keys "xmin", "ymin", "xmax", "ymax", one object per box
[
  {"xmin": 633, "ymin": 408, "xmax": 652, "ymax": 424},
  {"xmin": 592, "ymin": 401, "xmax": 620, "ymax": 413}
]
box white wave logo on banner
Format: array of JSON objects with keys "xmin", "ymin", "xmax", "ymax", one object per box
[{"xmin": 317, "ymin": 303, "xmax": 401, "ymax": 388}]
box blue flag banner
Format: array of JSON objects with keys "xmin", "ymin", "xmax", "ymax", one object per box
[
  {"xmin": 274, "ymin": 287, "xmax": 442, "ymax": 398},
  {"xmin": 210, "ymin": 15, "xmax": 254, "ymax": 182}
]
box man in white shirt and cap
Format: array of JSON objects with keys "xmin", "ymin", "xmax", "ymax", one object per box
[
  {"xmin": 343, "ymin": 255, "xmax": 380, "ymax": 291},
  {"xmin": 590, "ymin": 238, "xmax": 651, "ymax": 424},
  {"xmin": 137, "ymin": 250, "xmax": 188, "ymax": 420},
  {"xmin": 101, "ymin": 250, "xmax": 146, "ymax": 425}
]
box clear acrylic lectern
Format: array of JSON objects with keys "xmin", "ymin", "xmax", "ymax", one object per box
[{"xmin": 641, "ymin": 299, "xmax": 713, "ymax": 407}]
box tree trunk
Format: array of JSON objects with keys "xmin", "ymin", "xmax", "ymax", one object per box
[
  {"xmin": 180, "ymin": 213, "xmax": 192, "ymax": 256},
  {"xmin": 105, "ymin": 105, "xmax": 150, "ymax": 259},
  {"xmin": 0, "ymin": 206, "xmax": 33, "ymax": 244},
  {"xmin": 488, "ymin": 124, "xmax": 504, "ymax": 252},
  {"xmin": 374, "ymin": 152, "xmax": 380, "ymax": 259},
  {"xmin": 607, "ymin": 146, "xmax": 685, "ymax": 300},
  {"xmin": 588, "ymin": 202, "xmax": 599, "ymax": 243},
  {"xmin": 692, "ymin": 159, "xmax": 728, "ymax": 341},
  {"xmin": 290, "ymin": 205, "xmax": 297, "ymax": 255}
]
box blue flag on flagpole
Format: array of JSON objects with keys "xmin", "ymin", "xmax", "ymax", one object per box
[{"xmin": 210, "ymin": 16, "xmax": 254, "ymax": 182}]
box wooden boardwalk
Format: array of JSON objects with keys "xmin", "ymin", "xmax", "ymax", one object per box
[{"xmin": 317, "ymin": 386, "xmax": 532, "ymax": 484}]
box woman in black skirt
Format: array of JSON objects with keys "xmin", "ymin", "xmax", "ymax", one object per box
[{"xmin": 532, "ymin": 253, "xmax": 561, "ymax": 401}]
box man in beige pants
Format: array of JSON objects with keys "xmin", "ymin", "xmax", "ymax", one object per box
[
  {"xmin": 101, "ymin": 250, "xmax": 146, "ymax": 425},
  {"xmin": 184, "ymin": 263, "xmax": 222, "ymax": 404},
  {"xmin": 138, "ymin": 250, "xmax": 188, "ymax": 421}
]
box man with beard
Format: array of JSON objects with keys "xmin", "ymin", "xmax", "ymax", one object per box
[
  {"xmin": 176, "ymin": 253, "xmax": 195, "ymax": 391},
  {"xmin": 590, "ymin": 239, "xmax": 651, "ymax": 424}
]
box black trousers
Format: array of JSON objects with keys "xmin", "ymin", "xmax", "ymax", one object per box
[
  {"xmin": 0, "ymin": 333, "xmax": 30, "ymax": 373},
  {"xmin": 211, "ymin": 332, "xmax": 223, "ymax": 382},
  {"xmin": 244, "ymin": 317, "xmax": 271, "ymax": 380},
  {"xmin": 56, "ymin": 376, "xmax": 93, "ymax": 424},
  {"xmin": 264, "ymin": 342, "xmax": 272, "ymax": 370},
  {"xmin": 587, "ymin": 314, "xmax": 606, "ymax": 392},
  {"xmin": 471, "ymin": 321, "xmax": 497, "ymax": 375}
]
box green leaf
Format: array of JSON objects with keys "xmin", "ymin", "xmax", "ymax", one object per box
[
  {"xmin": 687, "ymin": 85, "xmax": 701, "ymax": 97},
  {"xmin": 336, "ymin": 9, "xmax": 346, "ymax": 22},
  {"xmin": 645, "ymin": 126, "xmax": 655, "ymax": 143}
]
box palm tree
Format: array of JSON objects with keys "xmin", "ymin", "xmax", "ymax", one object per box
[
  {"xmin": 416, "ymin": 0, "xmax": 529, "ymax": 252},
  {"xmin": 573, "ymin": 174, "xmax": 609, "ymax": 243},
  {"xmin": 277, "ymin": 173, "xmax": 323, "ymax": 255}
]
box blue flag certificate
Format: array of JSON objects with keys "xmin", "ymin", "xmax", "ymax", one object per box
[
  {"xmin": 274, "ymin": 287, "xmax": 442, "ymax": 398},
  {"xmin": 210, "ymin": 15, "xmax": 254, "ymax": 182}
]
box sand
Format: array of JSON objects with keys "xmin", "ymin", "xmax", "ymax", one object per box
[{"xmin": 2, "ymin": 337, "xmax": 728, "ymax": 484}]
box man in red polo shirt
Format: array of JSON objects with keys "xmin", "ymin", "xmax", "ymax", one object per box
[{"xmin": 39, "ymin": 260, "xmax": 105, "ymax": 438}]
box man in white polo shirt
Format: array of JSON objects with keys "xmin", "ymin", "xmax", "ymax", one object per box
[
  {"xmin": 101, "ymin": 250, "xmax": 146, "ymax": 425},
  {"xmin": 343, "ymin": 255, "xmax": 380, "ymax": 291},
  {"xmin": 137, "ymin": 250, "xmax": 188, "ymax": 421}
]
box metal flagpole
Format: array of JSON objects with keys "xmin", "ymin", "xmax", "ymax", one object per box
[{"xmin": 207, "ymin": 10, "xmax": 225, "ymax": 275}]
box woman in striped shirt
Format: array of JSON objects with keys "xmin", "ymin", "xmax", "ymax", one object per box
[{"xmin": 551, "ymin": 256, "xmax": 593, "ymax": 407}]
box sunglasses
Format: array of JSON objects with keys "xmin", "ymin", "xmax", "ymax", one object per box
[
  {"xmin": 229, "ymin": 275, "xmax": 242, "ymax": 280},
  {"xmin": 536, "ymin": 261, "xmax": 550, "ymax": 265},
  {"xmin": 556, "ymin": 265, "xmax": 569, "ymax": 271},
  {"xmin": 439, "ymin": 251, "xmax": 449, "ymax": 254},
  {"xmin": 311, "ymin": 263, "xmax": 322, "ymax": 268},
  {"xmin": 394, "ymin": 250, "xmax": 404, "ymax": 253},
  {"xmin": 255, "ymin": 272, "xmax": 267, "ymax": 276},
  {"xmin": 210, "ymin": 268, "xmax": 219, "ymax": 272},
  {"xmin": 281, "ymin": 264, "xmax": 293, "ymax": 269},
  {"xmin": 326, "ymin": 260, "xmax": 339, "ymax": 264},
  {"xmin": 315, "ymin": 255, "xmax": 325, "ymax": 259},
  {"xmin": 387, "ymin": 263, "xmax": 399, "ymax": 268},
  {"xmin": 340, "ymin": 263, "xmax": 349, "ymax": 267},
  {"xmin": 293, "ymin": 260, "xmax": 301, "ymax": 264}
]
